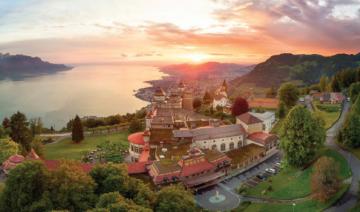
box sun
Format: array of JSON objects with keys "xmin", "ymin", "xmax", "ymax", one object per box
[{"xmin": 183, "ymin": 53, "xmax": 210, "ymax": 63}]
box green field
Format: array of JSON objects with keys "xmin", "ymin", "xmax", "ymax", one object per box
[
  {"xmin": 313, "ymin": 101, "xmax": 341, "ymax": 129},
  {"xmin": 237, "ymin": 184, "xmax": 349, "ymax": 212},
  {"xmin": 245, "ymin": 149, "xmax": 351, "ymax": 199},
  {"xmin": 44, "ymin": 132, "xmax": 129, "ymax": 160}
]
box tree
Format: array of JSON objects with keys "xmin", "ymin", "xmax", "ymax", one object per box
[
  {"xmin": 341, "ymin": 96, "xmax": 360, "ymax": 147},
  {"xmin": 90, "ymin": 164, "xmax": 155, "ymax": 208},
  {"xmin": 9, "ymin": 111, "xmax": 33, "ymax": 152},
  {"xmin": 72, "ymin": 115, "xmax": 84, "ymax": 143},
  {"xmin": 155, "ymin": 185, "xmax": 196, "ymax": 212},
  {"xmin": 90, "ymin": 163, "xmax": 131, "ymax": 195},
  {"xmin": 0, "ymin": 139, "xmax": 19, "ymax": 163},
  {"xmin": 96, "ymin": 192, "xmax": 151, "ymax": 212},
  {"xmin": 192, "ymin": 97, "xmax": 202, "ymax": 111},
  {"xmin": 0, "ymin": 161, "xmax": 50, "ymax": 212},
  {"xmin": 30, "ymin": 117, "xmax": 43, "ymax": 137},
  {"xmin": 2, "ymin": 117, "xmax": 10, "ymax": 129},
  {"xmin": 48, "ymin": 161, "xmax": 96, "ymax": 211},
  {"xmin": 266, "ymin": 86, "xmax": 277, "ymax": 98},
  {"xmin": 311, "ymin": 157, "xmax": 340, "ymax": 202},
  {"xmin": 331, "ymin": 75, "xmax": 342, "ymax": 92},
  {"xmin": 231, "ymin": 97, "xmax": 249, "ymax": 116},
  {"xmin": 128, "ymin": 119, "xmax": 143, "ymax": 133},
  {"xmin": 280, "ymin": 105, "xmax": 325, "ymax": 167},
  {"xmin": 278, "ymin": 83, "xmax": 300, "ymax": 109},
  {"xmin": 277, "ymin": 101, "xmax": 287, "ymax": 119},
  {"xmin": 319, "ymin": 76, "xmax": 329, "ymax": 92},
  {"xmin": 203, "ymin": 91, "xmax": 212, "ymax": 104},
  {"xmin": 349, "ymin": 82, "xmax": 360, "ymax": 103}
]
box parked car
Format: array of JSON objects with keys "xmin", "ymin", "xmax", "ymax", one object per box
[{"xmin": 265, "ymin": 168, "xmax": 276, "ymax": 174}]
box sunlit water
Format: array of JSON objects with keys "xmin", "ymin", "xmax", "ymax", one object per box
[{"xmin": 0, "ymin": 65, "xmax": 165, "ymax": 129}]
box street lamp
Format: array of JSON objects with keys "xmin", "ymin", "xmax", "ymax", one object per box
[{"xmin": 292, "ymin": 202, "xmax": 296, "ymax": 212}]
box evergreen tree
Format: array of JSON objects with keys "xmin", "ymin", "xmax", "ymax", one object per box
[
  {"xmin": 280, "ymin": 105, "xmax": 325, "ymax": 167},
  {"xmin": 192, "ymin": 97, "xmax": 202, "ymax": 111},
  {"xmin": 2, "ymin": 117, "xmax": 10, "ymax": 129},
  {"xmin": 72, "ymin": 115, "xmax": 84, "ymax": 143},
  {"xmin": 9, "ymin": 111, "xmax": 33, "ymax": 152}
]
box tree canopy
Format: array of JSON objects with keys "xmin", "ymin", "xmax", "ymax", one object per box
[
  {"xmin": 340, "ymin": 95, "xmax": 360, "ymax": 147},
  {"xmin": 0, "ymin": 139, "xmax": 19, "ymax": 163},
  {"xmin": 311, "ymin": 156, "xmax": 340, "ymax": 202},
  {"xmin": 9, "ymin": 111, "xmax": 33, "ymax": 152},
  {"xmin": 231, "ymin": 97, "xmax": 249, "ymax": 116},
  {"xmin": 192, "ymin": 97, "xmax": 202, "ymax": 111},
  {"xmin": 72, "ymin": 115, "xmax": 84, "ymax": 143},
  {"xmin": 0, "ymin": 161, "xmax": 50, "ymax": 212},
  {"xmin": 155, "ymin": 185, "xmax": 196, "ymax": 212},
  {"xmin": 280, "ymin": 105, "xmax": 325, "ymax": 167},
  {"xmin": 349, "ymin": 82, "xmax": 360, "ymax": 103},
  {"xmin": 278, "ymin": 83, "xmax": 300, "ymax": 109}
]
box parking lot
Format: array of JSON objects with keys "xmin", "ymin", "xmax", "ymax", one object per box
[
  {"xmin": 195, "ymin": 152, "xmax": 282, "ymax": 211},
  {"xmin": 220, "ymin": 153, "xmax": 282, "ymax": 190}
]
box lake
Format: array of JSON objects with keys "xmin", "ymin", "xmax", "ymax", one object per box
[{"xmin": 0, "ymin": 65, "xmax": 165, "ymax": 129}]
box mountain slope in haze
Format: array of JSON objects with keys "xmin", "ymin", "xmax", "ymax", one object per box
[
  {"xmin": 160, "ymin": 62, "xmax": 251, "ymax": 80},
  {"xmin": 231, "ymin": 53, "xmax": 360, "ymax": 88},
  {"xmin": 0, "ymin": 53, "xmax": 71, "ymax": 80}
]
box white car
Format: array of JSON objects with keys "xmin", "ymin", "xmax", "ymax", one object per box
[{"xmin": 265, "ymin": 168, "xmax": 276, "ymax": 174}]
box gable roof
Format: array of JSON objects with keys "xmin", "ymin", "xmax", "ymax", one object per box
[
  {"xmin": 237, "ymin": 112, "xmax": 263, "ymax": 124},
  {"xmin": 247, "ymin": 132, "xmax": 278, "ymax": 146},
  {"xmin": 173, "ymin": 124, "xmax": 246, "ymax": 140}
]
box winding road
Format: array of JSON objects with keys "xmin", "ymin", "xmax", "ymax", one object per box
[{"xmin": 325, "ymin": 101, "xmax": 360, "ymax": 211}]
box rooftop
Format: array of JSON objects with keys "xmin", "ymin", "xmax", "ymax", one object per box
[
  {"xmin": 237, "ymin": 112, "xmax": 263, "ymax": 124},
  {"xmin": 173, "ymin": 124, "xmax": 246, "ymax": 140},
  {"xmin": 128, "ymin": 132, "xmax": 146, "ymax": 145},
  {"xmin": 247, "ymin": 132, "xmax": 278, "ymax": 146}
]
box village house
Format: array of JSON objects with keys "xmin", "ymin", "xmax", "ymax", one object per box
[
  {"xmin": 236, "ymin": 112, "xmax": 263, "ymax": 134},
  {"xmin": 312, "ymin": 92, "xmax": 345, "ymax": 104},
  {"xmin": 249, "ymin": 111, "xmax": 276, "ymax": 133},
  {"xmin": 173, "ymin": 124, "xmax": 246, "ymax": 153}
]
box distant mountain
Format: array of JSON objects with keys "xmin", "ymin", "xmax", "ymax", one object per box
[
  {"xmin": 231, "ymin": 53, "xmax": 360, "ymax": 88},
  {"xmin": 160, "ymin": 62, "xmax": 251, "ymax": 80},
  {"xmin": 0, "ymin": 53, "xmax": 71, "ymax": 80}
]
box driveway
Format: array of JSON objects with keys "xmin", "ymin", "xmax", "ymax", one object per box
[{"xmin": 325, "ymin": 101, "xmax": 360, "ymax": 211}]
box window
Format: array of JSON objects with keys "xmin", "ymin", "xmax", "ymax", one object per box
[
  {"xmin": 237, "ymin": 141, "xmax": 242, "ymax": 148},
  {"xmin": 229, "ymin": 142, "xmax": 234, "ymax": 150},
  {"xmin": 220, "ymin": 143, "xmax": 226, "ymax": 151},
  {"xmin": 211, "ymin": 144, "xmax": 217, "ymax": 150}
]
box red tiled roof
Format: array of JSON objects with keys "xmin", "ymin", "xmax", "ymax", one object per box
[
  {"xmin": 248, "ymin": 132, "xmax": 278, "ymax": 146},
  {"xmin": 237, "ymin": 112, "xmax": 262, "ymax": 124},
  {"xmin": 127, "ymin": 161, "xmax": 151, "ymax": 174},
  {"xmin": 179, "ymin": 157, "xmax": 214, "ymax": 177},
  {"xmin": 248, "ymin": 98, "xmax": 279, "ymax": 109},
  {"xmin": 128, "ymin": 132, "xmax": 145, "ymax": 145}
]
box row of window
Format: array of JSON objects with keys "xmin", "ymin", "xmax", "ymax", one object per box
[{"xmin": 211, "ymin": 140, "xmax": 244, "ymax": 151}]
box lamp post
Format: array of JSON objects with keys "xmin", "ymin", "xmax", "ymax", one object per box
[{"xmin": 292, "ymin": 202, "xmax": 296, "ymax": 212}]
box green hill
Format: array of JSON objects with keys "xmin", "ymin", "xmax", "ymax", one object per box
[{"xmin": 231, "ymin": 53, "xmax": 360, "ymax": 89}]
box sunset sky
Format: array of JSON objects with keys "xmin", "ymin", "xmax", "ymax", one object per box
[{"xmin": 1, "ymin": 0, "xmax": 360, "ymax": 65}]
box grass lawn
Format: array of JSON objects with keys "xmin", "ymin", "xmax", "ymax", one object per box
[
  {"xmin": 237, "ymin": 184, "xmax": 349, "ymax": 212},
  {"xmin": 44, "ymin": 132, "xmax": 129, "ymax": 160},
  {"xmin": 245, "ymin": 148, "xmax": 351, "ymax": 200},
  {"xmin": 313, "ymin": 101, "xmax": 341, "ymax": 129}
]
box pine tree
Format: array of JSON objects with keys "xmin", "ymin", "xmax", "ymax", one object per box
[
  {"xmin": 72, "ymin": 115, "xmax": 84, "ymax": 143},
  {"xmin": 9, "ymin": 111, "xmax": 33, "ymax": 152}
]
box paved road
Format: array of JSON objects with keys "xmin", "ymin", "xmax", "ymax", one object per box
[{"xmin": 325, "ymin": 101, "xmax": 360, "ymax": 212}]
